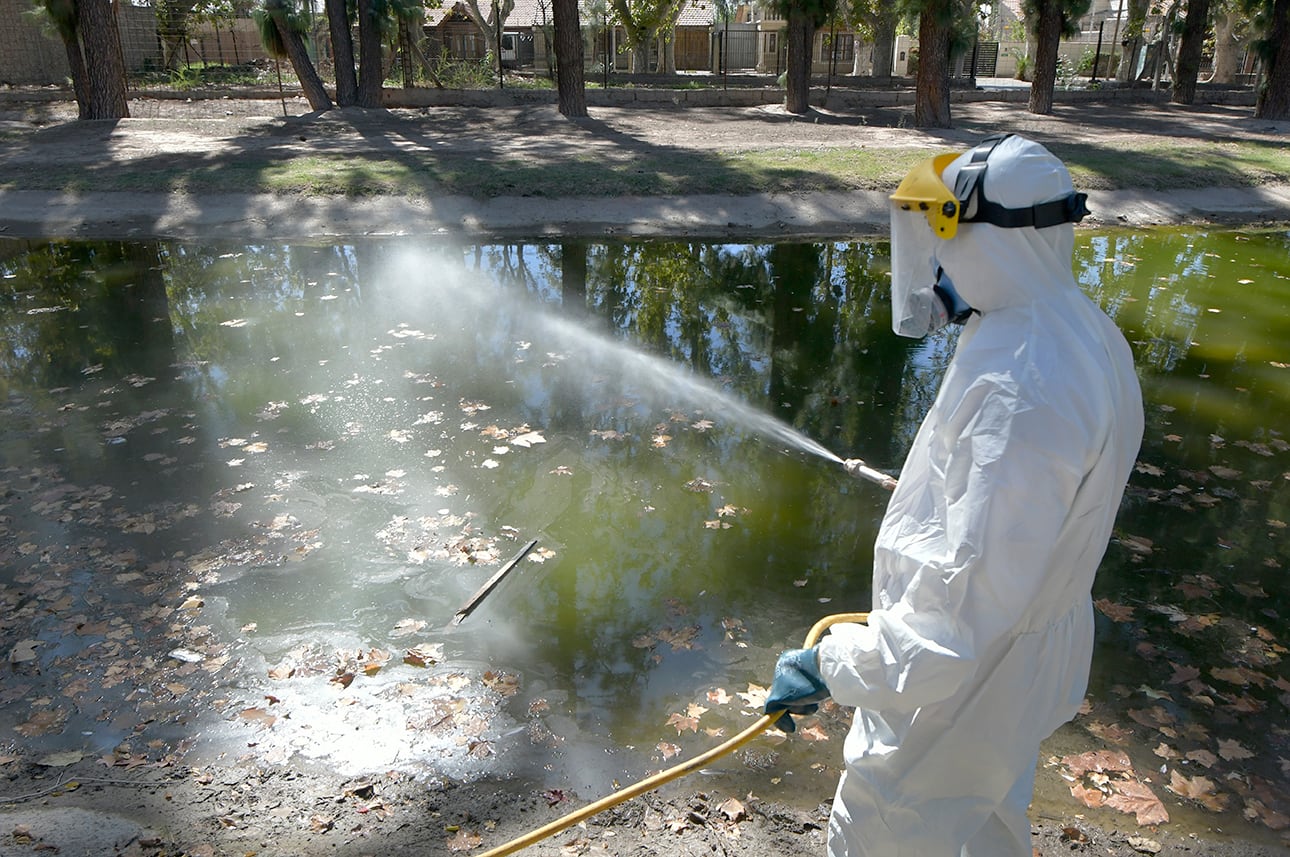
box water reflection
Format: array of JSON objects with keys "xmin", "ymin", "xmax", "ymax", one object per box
[{"xmin": 1, "ymin": 229, "xmax": 1288, "ymax": 840}]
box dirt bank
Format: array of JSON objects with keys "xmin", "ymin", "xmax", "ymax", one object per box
[{"xmin": 0, "ymin": 95, "xmax": 1287, "ymax": 241}]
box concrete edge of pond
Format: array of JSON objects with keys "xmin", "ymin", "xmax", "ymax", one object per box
[{"xmin": 0, "ymin": 185, "xmax": 1288, "ymax": 243}]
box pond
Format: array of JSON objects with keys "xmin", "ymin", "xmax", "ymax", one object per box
[{"xmin": 0, "ymin": 229, "xmax": 1287, "ymax": 841}]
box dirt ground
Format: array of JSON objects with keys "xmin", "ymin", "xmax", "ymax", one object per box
[
  {"xmin": 0, "ymin": 93, "xmax": 1288, "ymax": 241},
  {"xmin": 1, "ymin": 92, "xmax": 1289, "ymax": 857}
]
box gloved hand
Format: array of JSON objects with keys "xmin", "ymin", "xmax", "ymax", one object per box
[{"xmin": 763, "ymin": 646, "xmax": 830, "ymax": 733}]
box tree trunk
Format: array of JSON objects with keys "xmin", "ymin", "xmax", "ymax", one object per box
[
  {"xmin": 552, "ymin": 0, "xmax": 587, "ymax": 116},
  {"xmin": 270, "ymin": 8, "xmax": 334, "ymax": 111},
  {"xmin": 1028, "ymin": 0, "xmax": 1062, "ymax": 114},
  {"xmin": 785, "ymin": 9, "xmax": 813, "ymax": 113},
  {"xmin": 1116, "ymin": 0, "xmax": 1148, "ymax": 81},
  {"xmin": 632, "ymin": 41, "xmax": 650, "ymax": 72},
  {"xmin": 869, "ymin": 12, "xmax": 897, "ymax": 78},
  {"xmin": 58, "ymin": 30, "xmax": 91, "ymax": 119},
  {"xmin": 356, "ymin": 0, "xmax": 383, "ymax": 108},
  {"xmin": 1207, "ymin": 10, "xmax": 1241, "ymax": 84},
  {"xmin": 1256, "ymin": 0, "xmax": 1290, "ymax": 119},
  {"xmin": 914, "ymin": 4, "xmax": 951, "ymax": 127},
  {"xmin": 1171, "ymin": 0, "xmax": 1211, "ymax": 103},
  {"xmin": 77, "ymin": 0, "xmax": 130, "ymax": 120},
  {"xmin": 326, "ymin": 0, "xmax": 358, "ymax": 105}
]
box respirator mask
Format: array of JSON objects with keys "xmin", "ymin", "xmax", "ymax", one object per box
[{"xmin": 888, "ymin": 134, "xmax": 1090, "ymax": 339}]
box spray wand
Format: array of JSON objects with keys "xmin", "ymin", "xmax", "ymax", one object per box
[{"xmin": 842, "ymin": 458, "xmax": 898, "ymax": 491}]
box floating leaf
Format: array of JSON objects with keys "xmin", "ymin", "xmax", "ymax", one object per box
[
  {"xmin": 657, "ymin": 741, "xmax": 681, "ymax": 760},
  {"xmin": 737, "ymin": 684, "xmax": 769, "ymax": 711},
  {"xmin": 391, "ymin": 618, "xmax": 426, "ymax": 638},
  {"xmin": 9, "ymin": 640, "xmax": 41, "ymax": 664},
  {"xmin": 1094, "ymin": 599, "xmax": 1136, "ymax": 623},
  {"xmin": 1167, "ymin": 770, "xmax": 1228, "ymax": 812},
  {"xmin": 798, "ymin": 723, "xmax": 830, "ymax": 742},
  {"xmin": 667, "ymin": 712, "xmax": 699, "ymax": 734},
  {"xmin": 707, "ymin": 688, "xmax": 732, "ymax": 705},
  {"xmin": 510, "ymin": 431, "xmax": 546, "ymax": 448},
  {"xmin": 404, "ymin": 643, "xmax": 443, "ymax": 667},
  {"xmin": 1217, "ymin": 738, "xmax": 1254, "ymax": 761},
  {"xmin": 239, "ymin": 707, "xmax": 276, "ymax": 729}
]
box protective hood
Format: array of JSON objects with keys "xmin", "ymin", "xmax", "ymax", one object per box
[
  {"xmin": 888, "ymin": 134, "xmax": 1090, "ymax": 337},
  {"xmin": 936, "ymin": 135, "xmax": 1089, "ymax": 316}
]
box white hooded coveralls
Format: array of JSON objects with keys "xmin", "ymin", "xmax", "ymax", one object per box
[{"xmin": 816, "ymin": 137, "xmax": 1144, "ymax": 857}]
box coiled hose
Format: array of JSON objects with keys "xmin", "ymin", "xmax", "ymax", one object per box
[{"xmin": 478, "ymin": 611, "xmax": 870, "ymax": 857}]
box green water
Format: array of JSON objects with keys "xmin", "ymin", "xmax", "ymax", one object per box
[{"xmin": 0, "ymin": 230, "xmax": 1287, "ymax": 841}]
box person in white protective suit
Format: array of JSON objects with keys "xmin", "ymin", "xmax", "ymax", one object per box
[{"xmin": 764, "ymin": 133, "xmax": 1144, "ymax": 857}]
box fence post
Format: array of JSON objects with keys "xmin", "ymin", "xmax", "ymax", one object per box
[{"xmin": 1091, "ymin": 19, "xmax": 1103, "ymax": 82}]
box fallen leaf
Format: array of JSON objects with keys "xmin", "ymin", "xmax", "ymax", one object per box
[
  {"xmin": 1061, "ymin": 749, "xmax": 1134, "ymax": 777},
  {"xmin": 404, "ymin": 643, "xmax": 444, "ymax": 667},
  {"xmin": 14, "ymin": 710, "xmax": 66, "ymax": 737},
  {"xmin": 1167, "ymin": 770, "xmax": 1228, "ymax": 812},
  {"xmin": 1104, "ymin": 779, "xmax": 1169, "ymax": 826},
  {"xmin": 718, "ymin": 796, "xmax": 746, "ymax": 821},
  {"xmin": 667, "ymin": 712, "xmax": 699, "ymax": 734},
  {"xmin": 736, "ymin": 684, "xmax": 768, "ymax": 711},
  {"xmin": 239, "ymin": 707, "xmax": 276, "ymax": 729},
  {"xmin": 1095, "ymin": 599, "xmax": 1135, "ymax": 622},
  {"xmin": 1127, "ymin": 834, "xmax": 1162, "ymax": 853},
  {"xmin": 8, "ymin": 640, "xmax": 42, "ymax": 664},
  {"xmin": 1217, "ymin": 738, "xmax": 1254, "ymax": 761},
  {"xmin": 36, "ymin": 750, "xmax": 83, "ymax": 767},
  {"xmin": 657, "ymin": 741, "xmax": 681, "ymax": 760},
  {"xmin": 798, "ymin": 723, "xmax": 830, "ymax": 742},
  {"xmin": 447, "ymin": 828, "xmax": 483, "ymax": 851},
  {"xmin": 391, "ymin": 618, "xmax": 426, "ymax": 638}
]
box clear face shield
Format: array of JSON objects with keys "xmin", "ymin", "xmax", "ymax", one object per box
[{"xmin": 889, "ymin": 153, "xmax": 972, "ymax": 339}]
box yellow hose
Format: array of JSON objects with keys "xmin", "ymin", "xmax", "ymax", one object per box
[{"xmin": 478, "ymin": 611, "xmax": 870, "ymax": 857}]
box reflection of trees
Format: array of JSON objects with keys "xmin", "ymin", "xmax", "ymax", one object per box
[{"xmin": 0, "ymin": 241, "xmax": 176, "ymax": 391}]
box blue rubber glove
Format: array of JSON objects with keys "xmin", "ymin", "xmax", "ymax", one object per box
[{"xmin": 763, "ymin": 646, "xmax": 830, "ymax": 733}]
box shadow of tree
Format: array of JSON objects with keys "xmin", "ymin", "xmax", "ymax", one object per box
[{"xmin": 0, "ymin": 98, "xmax": 1283, "ymax": 239}]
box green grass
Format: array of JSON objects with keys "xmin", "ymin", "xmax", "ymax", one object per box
[
  {"xmin": 1056, "ymin": 139, "xmax": 1290, "ymax": 190},
  {"xmin": 0, "ymin": 128, "xmax": 1283, "ymax": 200}
]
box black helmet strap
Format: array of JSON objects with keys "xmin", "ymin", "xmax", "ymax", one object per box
[{"xmin": 952, "ymin": 133, "xmax": 1090, "ymax": 230}]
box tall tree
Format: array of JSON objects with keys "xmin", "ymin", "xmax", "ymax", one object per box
[
  {"xmin": 1025, "ymin": 0, "xmax": 1089, "ymax": 113},
  {"xmin": 610, "ymin": 0, "xmax": 682, "ymax": 72},
  {"xmin": 1207, "ymin": 5, "xmax": 1248, "ymax": 83},
  {"xmin": 912, "ymin": 0, "xmax": 953, "ymax": 126},
  {"xmin": 77, "ymin": 0, "xmax": 131, "ymax": 119},
  {"xmin": 37, "ymin": 0, "xmax": 91, "ymax": 118},
  {"xmin": 1172, "ymin": 0, "xmax": 1213, "ymax": 102},
  {"xmin": 1116, "ymin": 0, "xmax": 1149, "ymax": 81},
  {"xmin": 325, "ymin": 0, "xmax": 359, "ymax": 105},
  {"xmin": 866, "ymin": 5, "xmax": 899, "ymax": 77},
  {"xmin": 768, "ymin": 0, "xmax": 837, "ymax": 114},
  {"xmin": 461, "ymin": 0, "xmax": 517, "ymax": 70},
  {"xmin": 1245, "ymin": 0, "xmax": 1290, "ymax": 118},
  {"xmin": 356, "ymin": 0, "xmax": 384, "ymax": 107},
  {"xmin": 257, "ymin": 0, "xmax": 334, "ymax": 111},
  {"xmin": 553, "ymin": 0, "xmax": 588, "ymax": 115}
]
